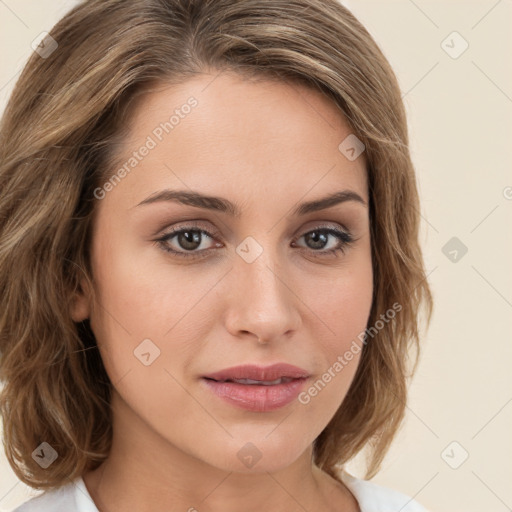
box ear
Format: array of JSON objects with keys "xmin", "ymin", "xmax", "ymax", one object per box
[{"xmin": 70, "ymin": 280, "xmax": 91, "ymax": 322}]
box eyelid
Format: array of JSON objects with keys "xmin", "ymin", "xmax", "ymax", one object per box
[
  {"xmin": 297, "ymin": 220, "xmax": 351, "ymax": 235},
  {"xmin": 156, "ymin": 220, "xmax": 221, "ymax": 239},
  {"xmin": 156, "ymin": 219, "xmax": 350, "ymax": 242}
]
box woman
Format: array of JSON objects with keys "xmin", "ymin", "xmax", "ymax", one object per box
[{"xmin": 0, "ymin": 1, "xmax": 433, "ymax": 511}]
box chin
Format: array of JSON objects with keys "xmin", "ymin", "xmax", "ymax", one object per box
[{"xmin": 196, "ymin": 435, "xmax": 310, "ymax": 475}]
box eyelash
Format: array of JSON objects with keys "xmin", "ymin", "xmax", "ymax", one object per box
[{"xmin": 154, "ymin": 222, "xmax": 356, "ymax": 260}]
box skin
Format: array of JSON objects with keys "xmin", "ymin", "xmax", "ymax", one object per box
[{"xmin": 72, "ymin": 71, "xmax": 373, "ymax": 512}]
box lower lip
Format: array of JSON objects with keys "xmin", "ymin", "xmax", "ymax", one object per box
[{"xmin": 202, "ymin": 378, "xmax": 308, "ymax": 412}]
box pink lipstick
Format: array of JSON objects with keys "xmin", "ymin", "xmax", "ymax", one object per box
[{"xmin": 202, "ymin": 363, "xmax": 310, "ymax": 412}]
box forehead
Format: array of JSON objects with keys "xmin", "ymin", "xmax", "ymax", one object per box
[{"xmin": 102, "ymin": 72, "xmax": 368, "ymax": 210}]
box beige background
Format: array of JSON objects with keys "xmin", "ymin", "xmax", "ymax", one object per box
[{"xmin": 1, "ymin": 1, "xmax": 511, "ymax": 511}]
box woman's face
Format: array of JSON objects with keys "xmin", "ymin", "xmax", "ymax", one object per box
[{"xmin": 73, "ymin": 72, "xmax": 373, "ymax": 474}]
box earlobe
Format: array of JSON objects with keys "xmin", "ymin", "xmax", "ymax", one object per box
[{"xmin": 69, "ymin": 282, "xmax": 91, "ymax": 322}]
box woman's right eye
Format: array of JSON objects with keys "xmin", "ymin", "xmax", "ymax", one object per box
[{"xmin": 155, "ymin": 227, "xmax": 221, "ymax": 259}]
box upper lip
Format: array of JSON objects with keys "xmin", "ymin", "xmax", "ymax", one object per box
[{"xmin": 203, "ymin": 364, "xmax": 310, "ymax": 382}]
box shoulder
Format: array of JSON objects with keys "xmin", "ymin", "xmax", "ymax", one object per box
[
  {"xmin": 340, "ymin": 470, "xmax": 431, "ymax": 512},
  {"xmin": 10, "ymin": 479, "xmax": 80, "ymax": 512}
]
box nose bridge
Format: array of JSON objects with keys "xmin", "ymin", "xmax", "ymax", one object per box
[{"xmin": 226, "ymin": 238, "xmax": 301, "ymax": 342}]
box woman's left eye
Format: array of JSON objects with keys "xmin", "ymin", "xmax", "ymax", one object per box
[
  {"xmin": 155, "ymin": 224, "xmax": 355, "ymax": 260},
  {"xmin": 292, "ymin": 227, "xmax": 355, "ymax": 256}
]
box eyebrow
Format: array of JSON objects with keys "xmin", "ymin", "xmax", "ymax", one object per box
[{"xmin": 135, "ymin": 189, "xmax": 367, "ymax": 216}]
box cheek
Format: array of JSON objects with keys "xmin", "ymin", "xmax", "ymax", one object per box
[
  {"xmin": 89, "ymin": 234, "xmax": 184, "ymax": 334},
  {"xmin": 313, "ymin": 255, "xmax": 373, "ymax": 348},
  {"xmin": 87, "ymin": 236, "xmax": 217, "ymax": 388},
  {"xmin": 87, "ymin": 253, "xmax": 196, "ymax": 426},
  {"xmin": 302, "ymin": 256, "xmax": 372, "ymax": 406},
  {"xmin": 296, "ymin": 284, "xmax": 369, "ymax": 432}
]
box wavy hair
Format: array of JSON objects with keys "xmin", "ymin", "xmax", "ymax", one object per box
[{"xmin": 0, "ymin": 0, "xmax": 433, "ymax": 490}]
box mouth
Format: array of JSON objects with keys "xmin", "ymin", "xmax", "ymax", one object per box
[
  {"xmin": 202, "ymin": 363, "xmax": 310, "ymax": 382},
  {"xmin": 201, "ymin": 364, "xmax": 310, "ymax": 412}
]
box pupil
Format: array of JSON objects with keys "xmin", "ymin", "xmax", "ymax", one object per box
[
  {"xmin": 306, "ymin": 231, "xmax": 327, "ymax": 249},
  {"xmin": 179, "ymin": 230, "xmax": 201, "ymax": 250}
]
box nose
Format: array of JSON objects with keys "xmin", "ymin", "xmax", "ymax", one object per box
[{"xmin": 224, "ymin": 248, "xmax": 302, "ymax": 345}]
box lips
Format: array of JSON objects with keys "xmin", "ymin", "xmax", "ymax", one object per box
[
  {"xmin": 201, "ymin": 364, "xmax": 310, "ymax": 412},
  {"xmin": 202, "ymin": 363, "xmax": 310, "ymax": 383}
]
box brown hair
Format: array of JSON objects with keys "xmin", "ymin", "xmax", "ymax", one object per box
[{"xmin": 0, "ymin": 0, "xmax": 433, "ymax": 490}]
